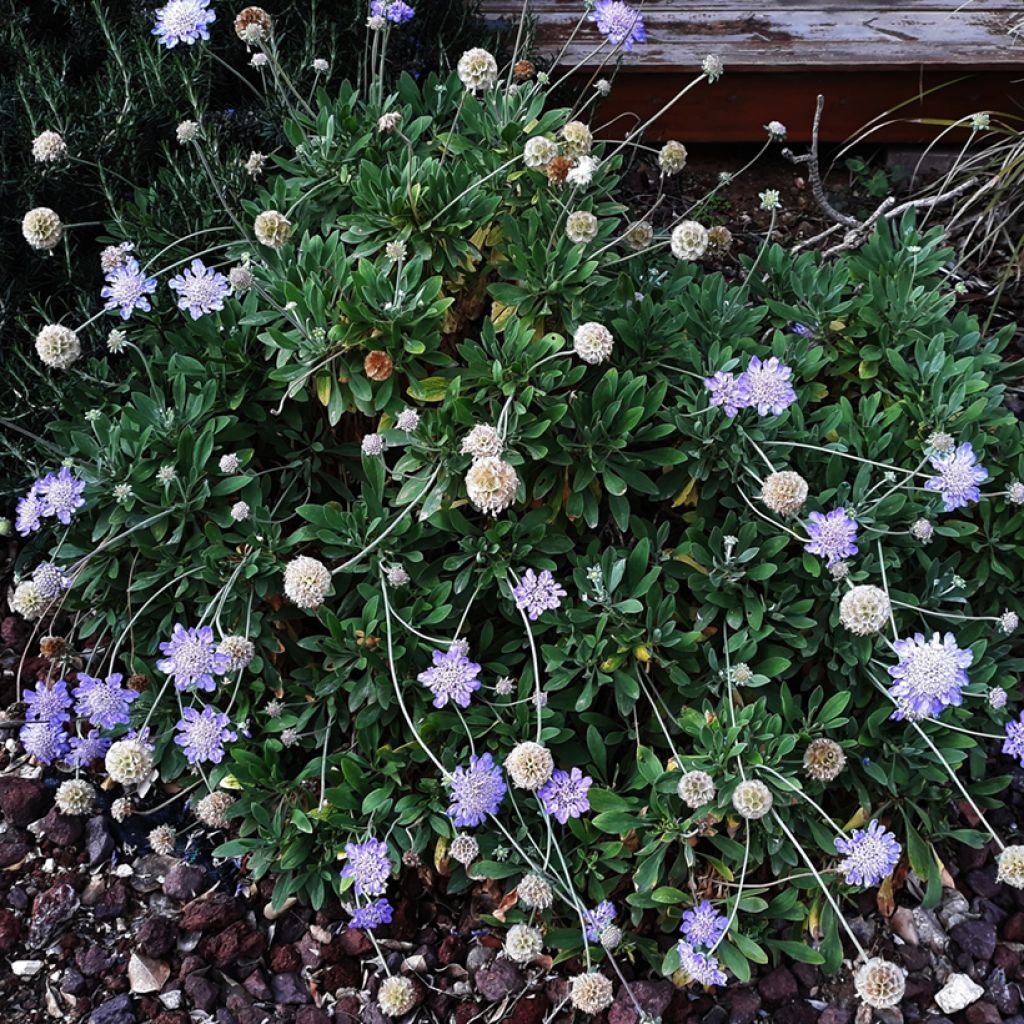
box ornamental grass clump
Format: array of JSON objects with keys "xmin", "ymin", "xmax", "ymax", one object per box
[{"xmin": 5, "ymin": 1, "xmax": 1024, "ymax": 1011}]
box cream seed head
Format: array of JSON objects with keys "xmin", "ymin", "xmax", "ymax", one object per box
[
  {"xmin": 55, "ymin": 779, "xmax": 95, "ymax": 815},
  {"xmin": 378, "ymin": 975, "xmax": 416, "ymax": 1017},
  {"xmin": 839, "ymin": 585, "xmax": 891, "ymax": 636},
  {"xmin": 449, "ymin": 834, "xmax": 479, "ymax": 866},
  {"xmin": 283, "ymin": 555, "xmax": 332, "ymax": 609},
  {"xmin": 524, "ymin": 136, "xmax": 559, "ymax": 169},
  {"xmin": 707, "ymin": 225, "xmax": 733, "ymax": 255},
  {"xmin": 732, "ymin": 780, "xmax": 773, "ymax": 819},
  {"xmin": 802, "ymin": 738, "xmax": 847, "ymax": 781},
  {"xmin": 196, "ymin": 790, "xmax": 236, "ymax": 828},
  {"xmin": 32, "ymin": 131, "xmax": 67, "ymax": 163},
  {"xmin": 760, "ymin": 471, "xmax": 808, "ymax": 516},
  {"xmin": 997, "ymin": 845, "xmax": 1024, "ymax": 889},
  {"xmin": 11, "ymin": 581, "xmax": 46, "ymax": 621},
  {"xmin": 254, "ymin": 210, "xmax": 293, "ymax": 248},
  {"xmin": 570, "ymin": 972, "xmax": 614, "ymax": 1014},
  {"xmin": 461, "ymin": 424, "xmax": 503, "ymax": 459},
  {"xmin": 911, "ymin": 518, "xmax": 934, "ymax": 542},
  {"xmin": 111, "ymin": 797, "xmax": 133, "ymax": 822},
  {"xmin": 218, "ymin": 635, "xmax": 255, "ymax": 671},
  {"xmin": 176, "ymin": 119, "xmax": 200, "ymax": 144},
  {"xmin": 677, "ymin": 770, "xmax": 716, "ymax": 809},
  {"xmin": 623, "ymin": 220, "xmax": 654, "ymax": 251},
  {"xmin": 573, "ymin": 321, "xmax": 614, "ymax": 364},
  {"xmin": 561, "ymin": 120, "xmax": 593, "ymax": 157},
  {"xmin": 658, "ymin": 140, "xmax": 688, "ymax": 175},
  {"xmin": 670, "ymin": 220, "xmax": 709, "ymax": 260},
  {"xmin": 505, "ymin": 742, "xmax": 554, "ymax": 790},
  {"xmin": 854, "ymin": 958, "xmax": 906, "ymax": 1010},
  {"xmin": 600, "ymin": 925, "xmax": 623, "ymax": 950},
  {"xmin": 377, "ymin": 111, "xmax": 402, "ymax": 133},
  {"xmin": 457, "ymin": 48, "xmax": 498, "ymax": 92},
  {"xmin": 35, "ymin": 324, "xmax": 81, "ymax": 370},
  {"xmin": 566, "ymin": 211, "xmax": 599, "ymax": 244},
  {"xmin": 149, "ymin": 824, "xmax": 177, "ymax": 855},
  {"xmin": 105, "ymin": 738, "xmax": 154, "ymax": 785},
  {"xmin": 517, "ymin": 873, "xmax": 553, "ymax": 909},
  {"xmin": 465, "ymin": 457, "xmax": 519, "ymax": 515},
  {"xmin": 23, "ymin": 207, "xmax": 63, "ymax": 250},
  {"xmin": 505, "ymin": 924, "xmax": 544, "ymax": 963}
]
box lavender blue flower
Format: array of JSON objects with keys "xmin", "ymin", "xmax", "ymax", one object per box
[
  {"xmin": 158, "ymin": 623, "xmax": 231, "ymax": 692},
  {"xmin": 36, "ymin": 467, "xmax": 86, "ymax": 525},
  {"xmin": 370, "ymin": 0, "xmax": 415, "ymax": 21},
  {"xmin": 1003, "ymin": 714, "xmax": 1024, "ymax": 765},
  {"xmin": 589, "ymin": 1, "xmax": 646, "ymax": 51},
  {"xmin": 20, "ymin": 721, "xmax": 70, "ymax": 764},
  {"xmin": 677, "ymin": 941, "xmax": 728, "ymax": 986},
  {"xmin": 32, "ymin": 562, "xmax": 70, "ymax": 600},
  {"xmin": 703, "ymin": 370, "xmax": 749, "ymax": 418},
  {"xmin": 804, "ymin": 508, "xmax": 859, "ymax": 567},
  {"xmin": 152, "ymin": 0, "xmax": 216, "ymax": 48},
  {"xmin": 925, "ymin": 442, "xmax": 988, "ymax": 513},
  {"xmin": 512, "ymin": 569, "xmax": 567, "ymax": 621},
  {"xmin": 15, "ymin": 486, "xmax": 44, "ymax": 536},
  {"xmin": 584, "ymin": 901, "xmax": 616, "ymax": 943},
  {"xmin": 174, "ymin": 705, "xmax": 237, "ymax": 765},
  {"xmin": 342, "ymin": 838, "xmax": 391, "ymax": 897},
  {"xmin": 447, "ymin": 753, "xmax": 506, "ymax": 827},
  {"xmin": 73, "ymin": 673, "xmax": 139, "ymax": 730},
  {"xmin": 538, "ymin": 767, "xmax": 592, "ymax": 824},
  {"xmin": 737, "ymin": 356, "xmax": 797, "ymax": 416},
  {"xmin": 67, "ymin": 730, "xmax": 112, "ymax": 767},
  {"xmin": 101, "ymin": 258, "xmax": 158, "ymax": 320},
  {"xmin": 167, "ymin": 259, "xmax": 231, "ymax": 319},
  {"xmin": 834, "ymin": 820, "xmax": 902, "ymax": 887},
  {"xmin": 348, "ymin": 897, "xmax": 393, "ymax": 930},
  {"xmin": 680, "ymin": 900, "xmax": 729, "ymax": 949},
  {"xmin": 417, "ymin": 648, "xmax": 481, "ymax": 709},
  {"xmin": 24, "ymin": 679, "xmax": 72, "ymax": 726},
  {"xmin": 888, "ymin": 631, "xmax": 972, "ymax": 721}
]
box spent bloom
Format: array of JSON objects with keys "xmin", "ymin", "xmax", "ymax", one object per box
[
  {"xmin": 677, "ymin": 770, "xmax": 716, "ymax": 808},
  {"xmin": 22, "ymin": 207, "xmax": 63, "ymax": 250},
  {"xmin": 35, "ymin": 324, "xmax": 81, "ymax": 370},
  {"xmin": 195, "ymin": 790, "xmax": 236, "ymax": 828},
  {"xmin": 589, "ymin": 1, "xmax": 646, "ymax": 51},
  {"xmin": 703, "ymin": 371, "xmax": 749, "ymax": 418},
  {"xmin": 658, "ymin": 140, "xmax": 688, "ymax": 175},
  {"xmin": 567, "ymin": 155, "xmax": 598, "ymax": 187},
  {"xmin": 457, "ymin": 48, "xmax": 498, "ymax": 92},
  {"xmin": 681, "ymin": 900, "xmax": 729, "ymax": 949},
  {"xmin": 803, "ymin": 738, "xmax": 847, "ymax": 781},
  {"xmin": 462, "ymin": 424, "xmax": 503, "ymax": 459},
  {"xmin": 11, "ymin": 581, "xmax": 46, "ymax": 620},
  {"xmin": 888, "ymin": 631, "xmax": 972, "ymax": 720},
  {"xmin": 839, "ymin": 585, "xmax": 891, "ymax": 636},
  {"xmin": 561, "ymin": 120, "xmax": 593, "ymax": 157},
  {"xmin": 152, "ymin": 0, "xmax": 216, "ymax": 47},
  {"xmin": 570, "ymin": 973, "xmax": 614, "ymax": 1014},
  {"xmin": 174, "ymin": 705, "xmax": 237, "ymax": 765},
  {"xmin": 73, "ymin": 673, "xmax": 138, "ymax": 729},
  {"xmin": 805, "ymin": 508, "xmax": 859, "ymax": 567},
  {"xmin": 765, "ymin": 120, "xmax": 787, "ymax": 140},
  {"xmin": 670, "ymin": 220, "xmax": 709, "ymax": 260},
  {"xmin": 566, "ymin": 210, "xmax": 599, "ymax": 244},
  {"xmin": 24, "ymin": 679, "xmax": 72, "ymax": 726},
  {"xmin": 105, "ymin": 737, "xmax": 154, "ymax": 785},
  {"xmin": 253, "ymin": 210, "xmax": 293, "ymax": 248},
  {"xmin": 538, "ymin": 767, "xmax": 592, "ymax": 824},
  {"xmin": 342, "ymin": 837, "xmax": 391, "ymax": 896},
  {"xmin": 449, "ymin": 834, "xmax": 479, "ymax": 866},
  {"xmin": 378, "ymin": 976, "xmax": 416, "ymax": 1017},
  {"xmin": 348, "ymin": 898, "xmax": 393, "ymax": 931},
  {"xmin": 761, "ymin": 470, "xmax": 808, "ymax": 515},
  {"xmin": 524, "ymin": 136, "xmax": 559, "ymax": 169},
  {"xmin": 997, "ymin": 846, "xmax": 1024, "ymax": 889},
  {"xmin": 361, "ymin": 433, "xmax": 386, "ymax": 457},
  {"xmin": 101, "ymin": 258, "xmax": 158, "ymax": 320},
  {"xmin": 573, "ymin": 321, "xmax": 614, "ymax": 364},
  {"xmin": 855, "ymin": 959, "xmax": 906, "ymax": 1010},
  {"xmin": 218, "ymin": 635, "xmax": 255, "ymax": 671},
  {"xmin": 505, "ymin": 742, "xmax": 555, "ymax": 791},
  {"xmin": 702, "ymin": 54, "xmax": 725, "ymax": 81},
  {"xmin": 55, "ymin": 779, "xmax": 95, "ymax": 816},
  {"xmin": 168, "ymin": 259, "xmax": 231, "ymax": 320},
  {"xmin": 506, "ymin": 924, "xmax": 543, "ymax": 963},
  {"xmin": 738, "ymin": 356, "xmax": 797, "ymax": 416},
  {"xmin": 835, "ymin": 820, "xmax": 902, "ymax": 887},
  {"xmin": 176, "ymin": 120, "xmax": 200, "ymax": 144},
  {"xmin": 158, "ymin": 623, "xmax": 230, "ymax": 692},
  {"xmin": 584, "ymin": 901, "xmax": 615, "ymax": 943},
  {"xmin": 925, "ymin": 441, "xmax": 988, "ymax": 512},
  {"xmin": 32, "ymin": 131, "xmax": 67, "ymax": 163},
  {"xmin": 283, "ymin": 555, "xmax": 332, "ymax": 609},
  {"xmin": 732, "ymin": 779, "xmax": 773, "ymax": 819},
  {"xmin": 417, "ymin": 647, "xmax": 482, "ymax": 709},
  {"xmin": 517, "ymin": 874, "xmax": 553, "ymax": 909},
  {"xmin": 447, "ymin": 753, "xmax": 506, "ymax": 827},
  {"xmin": 465, "ymin": 457, "xmax": 519, "ymax": 515},
  {"xmin": 512, "ymin": 569, "xmax": 567, "ymax": 620}
]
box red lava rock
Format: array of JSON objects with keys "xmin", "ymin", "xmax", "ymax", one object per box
[
  {"xmin": 0, "ymin": 776, "xmax": 51, "ymax": 826},
  {"xmin": 506, "ymin": 995, "xmax": 551, "ymax": 1024},
  {"xmin": 0, "ymin": 907, "xmax": 21, "ymax": 951},
  {"xmin": 475, "ymin": 958, "xmax": 525, "ymax": 1001},
  {"xmin": 226, "ymin": 987, "xmax": 263, "ymax": 1024},
  {"xmin": 242, "ymin": 969, "xmax": 273, "ymax": 1000},
  {"xmin": 1004, "ymin": 913, "xmax": 1024, "ymax": 943},
  {"xmin": 610, "ymin": 980, "xmax": 674, "ymax": 1024},
  {"xmin": 727, "ymin": 987, "xmax": 763, "ymax": 1024},
  {"xmin": 184, "ymin": 973, "xmax": 220, "ymax": 1013},
  {"xmin": 136, "ymin": 914, "xmax": 177, "ymax": 958},
  {"xmin": 0, "ymin": 829, "xmax": 31, "ymax": 868},
  {"xmin": 204, "ymin": 920, "xmax": 265, "ymax": 967},
  {"xmin": 87, "ymin": 992, "xmax": 136, "ymax": 1024},
  {"xmin": 28, "ymin": 881, "xmax": 80, "ymax": 948},
  {"xmin": 178, "ymin": 954, "xmax": 204, "ymax": 978},
  {"xmin": 952, "ymin": 919, "xmax": 998, "ymax": 961},
  {"xmin": 153, "ymin": 1013, "xmax": 189, "ymax": 1024},
  {"xmin": 438, "ymin": 933, "xmax": 467, "ymax": 966},
  {"xmin": 336, "ymin": 928, "xmax": 373, "ymax": 956},
  {"xmin": 758, "ymin": 966, "xmax": 799, "ymax": 1004},
  {"xmin": 181, "ymin": 892, "xmax": 242, "ymax": 932},
  {"xmin": 76, "ymin": 943, "xmax": 115, "ymax": 976},
  {"xmin": 86, "ymin": 816, "xmax": 115, "ymax": 866},
  {"xmin": 162, "ymin": 862, "xmax": 207, "ymax": 901},
  {"xmin": 455, "ymin": 1003, "xmax": 485, "ymax": 1024},
  {"xmin": 295, "ymin": 1008, "xmax": 331, "ymax": 1024},
  {"xmin": 39, "ymin": 806, "xmax": 85, "ymax": 846},
  {"xmin": 272, "ymin": 971, "xmax": 311, "ymax": 1004},
  {"xmin": 94, "ymin": 879, "xmax": 130, "ymax": 921},
  {"xmin": 966, "ymin": 1003, "xmax": 1003, "ymax": 1024},
  {"xmin": 818, "ymin": 1010, "xmax": 853, "ymax": 1024},
  {"xmin": 322, "ymin": 960, "xmax": 361, "ymax": 991},
  {"xmin": 773, "ymin": 1003, "xmax": 820, "ymax": 1024},
  {"xmin": 270, "ymin": 943, "xmax": 302, "ymax": 972},
  {"xmin": 333, "ymin": 994, "xmax": 362, "ymax": 1023}
]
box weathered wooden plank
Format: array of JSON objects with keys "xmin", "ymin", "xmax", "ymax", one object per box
[{"xmin": 482, "ymin": 1, "xmax": 1016, "ymax": 11}]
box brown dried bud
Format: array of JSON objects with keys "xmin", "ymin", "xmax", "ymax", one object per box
[
  {"xmin": 127, "ymin": 673, "xmax": 149, "ymax": 692},
  {"xmin": 354, "ymin": 629, "xmax": 380, "ymax": 649},
  {"xmin": 234, "ymin": 6, "xmax": 273, "ymax": 42},
  {"xmin": 364, "ymin": 350, "xmax": 394, "ymax": 382},
  {"xmin": 513, "ymin": 60, "xmax": 535, "ymax": 82},
  {"xmin": 39, "ymin": 636, "xmax": 68, "ymax": 660},
  {"xmin": 546, "ymin": 156, "xmax": 573, "ymax": 186}
]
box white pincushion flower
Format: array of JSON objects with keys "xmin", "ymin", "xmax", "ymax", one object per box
[
  {"xmin": 595, "ymin": 79, "xmax": 611, "ymax": 96},
  {"xmin": 760, "ymin": 471, "xmax": 808, "ymax": 516},
  {"xmin": 32, "ymin": 131, "xmax": 68, "ymax": 163},
  {"xmin": 839, "ymin": 585, "xmax": 891, "ymax": 636},
  {"xmin": 567, "ymin": 156, "xmax": 598, "ymax": 187},
  {"xmin": 105, "ymin": 738, "xmax": 154, "ymax": 785},
  {"xmin": 55, "ymin": 779, "xmax": 95, "ymax": 815},
  {"xmin": 219, "ymin": 452, "xmax": 242, "ymax": 474},
  {"xmin": 524, "ymin": 136, "xmax": 559, "ymax": 169},
  {"xmin": 250, "ymin": 52, "xmax": 269, "ymax": 67},
  {"xmin": 505, "ymin": 742, "xmax": 554, "ymax": 790},
  {"xmin": 570, "ymin": 973, "xmax": 614, "ymax": 1014},
  {"xmin": 505, "ymin": 924, "xmax": 543, "ymax": 963},
  {"xmin": 23, "ymin": 207, "xmax": 63, "ymax": 251},
  {"xmin": 378, "ymin": 975, "xmax": 416, "ymax": 1017},
  {"xmin": 35, "ymin": 324, "xmax": 81, "ymax": 370},
  {"xmin": 911, "ymin": 518, "xmax": 934, "ymax": 542},
  {"xmin": 377, "ymin": 111, "xmax": 402, "ymax": 134},
  {"xmin": 457, "ymin": 48, "xmax": 498, "ymax": 92},
  {"xmin": 107, "ymin": 329, "xmax": 127, "ymax": 353},
  {"xmin": 361, "ymin": 433, "xmax": 386, "ymax": 457},
  {"xmin": 765, "ymin": 120, "xmax": 787, "ymax": 140},
  {"xmin": 702, "ymin": 55, "xmax": 724, "ymax": 81},
  {"xmin": 670, "ymin": 220, "xmax": 709, "ymax": 260},
  {"xmin": 156, "ymin": 465, "xmax": 178, "ymax": 485},
  {"xmin": 244, "ymin": 151, "xmax": 266, "ymax": 178},
  {"xmin": 999, "ymin": 610, "xmax": 1019, "ymax": 635},
  {"xmin": 760, "ymin": 189, "xmax": 781, "ymax": 211},
  {"xmin": 254, "ymin": 210, "xmax": 293, "ymax": 248},
  {"xmin": 283, "ymin": 555, "xmax": 332, "ymax": 609},
  {"xmin": 461, "ymin": 424, "xmax": 503, "ymax": 459},
  {"xmin": 149, "ymin": 824, "xmax": 176, "ymax": 855},
  {"xmin": 312, "ymin": 58, "xmax": 329, "ymax": 73},
  {"xmin": 465, "ymin": 457, "xmax": 519, "ymax": 515},
  {"xmin": 623, "ymin": 221, "xmax": 653, "ymax": 251},
  {"xmin": 386, "ymin": 565, "xmax": 410, "ymax": 586},
  {"xmin": 230, "ymin": 501, "xmax": 250, "ymax": 522},
  {"xmin": 395, "ymin": 409, "xmax": 420, "ymax": 433},
  {"xmin": 195, "ymin": 790, "xmax": 235, "ymax": 828},
  {"xmin": 573, "ymin": 322, "xmax": 614, "ymax": 364},
  {"xmin": 658, "ymin": 140, "xmax": 688, "ymax": 176},
  {"xmin": 566, "ymin": 211, "xmax": 599, "ymax": 244},
  {"xmin": 600, "ymin": 925, "xmax": 623, "ymax": 950},
  {"xmin": 561, "ymin": 120, "xmax": 593, "ymax": 157},
  {"xmin": 732, "ymin": 780, "xmax": 773, "ymax": 819},
  {"xmin": 517, "ymin": 873, "xmax": 553, "ymax": 909},
  {"xmin": 677, "ymin": 770, "xmax": 716, "ymax": 808},
  {"xmin": 1007, "ymin": 481, "xmax": 1024, "ymax": 505},
  {"xmin": 11, "ymin": 581, "xmax": 46, "ymax": 620},
  {"xmin": 176, "ymin": 120, "xmax": 200, "ymax": 144},
  {"xmin": 854, "ymin": 958, "xmax": 906, "ymax": 1010},
  {"xmin": 997, "ymin": 845, "xmax": 1024, "ymax": 889}
]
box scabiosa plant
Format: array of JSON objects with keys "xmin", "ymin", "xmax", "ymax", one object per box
[
  {"xmin": 737, "ymin": 356, "xmax": 797, "ymax": 416},
  {"xmin": 583, "ymin": 900, "xmax": 616, "ymax": 942},
  {"xmin": 20, "ymin": 721, "xmax": 70, "ymax": 764},
  {"xmin": 370, "ymin": 0, "xmax": 415, "ymax": 23},
  {"xmin": 416, "ymin": 647, "xmax": 481, "ymax": 709},
  {"xmin": 36, "ymin": 467, "xmax": 86, "ymax": 525},
  {"xmin": 680, "ymin": 900, "xmax": 729, "ymax": 949},
  {"xmin": 512, "ymin": 569, "xmax": 567, "ymax": 621},
  {"xmin": 15, "ymin": 485, "xmax": 45, "ymax": 536},
  {"xmin": 704, "ymin": 371, "xmax": 749, "ymax": 418},
  {"xmin": 804, "ymin": 508, "xmax": 859, "ymax": 567},
  {"xmin": 101, "ymin": 257, "xmax": 158, "ymax": 320},
  {"xmin": 342, "ymin": 837, "xmax": 392, "ymax": 896},
  {"xmin": 538, "ymin": 767, "xmax": 592, "ymax": 824},
  {"xmin": 677, "ymin": 942, "xmax": 728, "ymax": 986},
  {"xmin": 447, "ymin": 753, "xmax": 506, "ymax": 827},
  {"xmin": 925, "ymin": 441, "xmax": 988, "ymax": 512},
  {"xmin": 168, "ymin": 259, "xmax": 231, "ymax": 319},
  {"xmin": 834, "ymin": 820, "xmax": 902, "ymax": 887},
  {"xmin": 174, "ymin": 705, "xmax": 237, "ymax": 765},
  {"xmin": 589, "ymin": 0, "xmax": 646, "ymax": 51},
  {"xmin": 67, "ymin": 731, "xmax": 112, "ymax": 768},
  {"xmin": 887, "ymin": 631, "xmax": 972, "ymax": 720},
  {"xmin": 348, "ymin": 897, "xmax": 393, "ymax": 930},
  {"xmin": 152, "ymin": 0, "xmax": 216, "ymax": 47},
  {"xmin": 158, "ymin": 623, "xmax": 231, "ymax": 692},
  {"xmin": 72, "ymin": 673, "xmax": 138, "ymax": 729},
  {"xmin": 32, "ymin": 562, "xmax": 70, "ymax": 600},
  {"xmin": 1002, "ymin": 714, "xmax": 1024, "ymax": 765},
  {"xmin": 24, "ymin": 679, "xmax": 73, "ymax": 726}
]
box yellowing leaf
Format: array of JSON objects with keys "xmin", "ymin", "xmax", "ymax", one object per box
[
  {"xmin": 315, "ymin": 372, "xmax": 332, "ymax": 407},
  {"xmin": 491, "ymin": 299, "xmax": 516, "ymax": 331},
  {"xmin": 673, "ymin": 552, "xmax": 709, "ymax": 575},
  {"xmin": 434, "ymin": 835, "xmax": 449, "ymax": 872},
  {"xmin": 219, "ymin": 774, "xmax": 243, "ymax": 790},
  {"xmin": 407, "ymin": 376, "xmax": 450, "ymax": 402},
  {"xmin": 672, "ymin": 478, "xmax": 699, "ymax": 508}
]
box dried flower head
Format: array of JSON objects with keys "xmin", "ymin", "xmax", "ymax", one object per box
[
  {"xmin": 997, "ymin": 846, "xmax": 1024, "ymax": 888},
  {"xmin": 546, "ymin": 155, "xmax": 573, "ymax": 185},
  {"xmin": 11, "ymin": 581, "xmax": 46, "ymax": 620},
  {"xmin": 623, "ymin": 220, "xmax": 654, "ymax": 250},
  {"xmin": 561, "ymin": 120, "xmax": 593, "ymax": 157},
  {"xmin": 35, "ymin": 324, "xmax": 81, "ymax": 370},
  {"xmin": 524, "ymin": 136, "xmax": 559, "ymax": 169},
  {"xmin": 732, "ymin": 780, "xmax": 773, "ymax": 819},
  {"xmin": 176, "ymin": 119, "xmax": 200, "ymax": 144},
  {"xmin": 677, "ymin": 770, "xmax": 716, "ymax": 808},
  {"xmin": 234, "ymin": 6, "xmax": 272, "ymax": 42},
  {"xmin": 505, "ymin": 742, "xmax": 555, "ymax": 790},
  {"xmin": 40, "ymin": 635, "xmax": 69, "ymax": 660},
  {"xmin": 573, "ymin": 321, "xmax": 614, "ymax": 364},
  {"xmin": 23, "ymin": 207, "xmax": 63, "ymax": 251},
  {"xmin": 105, "ymin": 738, "xmax": 154, "ymax": 785},
  {"xmin": 244, "ymin": 151, "xmax": 266, "ymax": 178},
  {"xmin": 570, "ymin": 973, "xmax": 614, "ymax": 1014},
  {"xmin": 911, "ymin": 518, "xmax": 934, "ymax": 542},
  {"xmin": 564, "ymin": 210, "xmax": 598, "ymax": 244},
  {"xmin": 377, "ymin": 111, "xmax": 402, "ymax": 133},
  {"xmin": 457, "ymin": 48, "xmax": 498, "ymax": 92},
  {"xmin": 254, "ymin": 210, "xmax": 293, "ymax": 248},
  {"xmin": 839, "ymin": 585, "xmax": 891, "ymax": 636},
  {"xmin": 364, "ymin": 350, "xmax": 394, "ymax": 381},
  {"xmin": 765, "ymin": 120, "xmax": 787, "ymax": 140},
  {"xmin": 378, "ymin": 975, "xmax": 416, "ymax": 1017},
  {"xmin": 32, "ymin": 131, "xmax": 67, "ymax": 163},
  {"xmin": 195, "ymin": 790, "xmax": 236, "ymax": 828},
  {"xmin": 517, "ymin": 873, "xmax": 553, "ymax": 909},
  {"xmin": 462, "ymin": 424, "xmax": 503, "ymax": 459},
  {"xmin": 111, "ymin": 797, "xmax": 133, "ymax": 822},
  {"xmin": 465, "ymin": 457, "xmax": 519, "ymax": 515},
  {"xmin": 149, "ymin": 824, "xmax": 177, "ymax": 855},
  {"xmin": 218, "ymin": 635, "xmax": 255, "ymax": 671},
  {"xmin": 706, "ymin": 224, "xmax": 733, "ymax": 255},
  {"xmin": 854, "ymin": 958, "xmax": 906, "ymax": 1009},
  {"xmin": 55, "ymin": 779, "xmax": 95, "ymax": 815},
  {"xmin": 760, "ymin": 470, "xmax": 808, "ymax": 516},
  {"xmin": 449, "ymin": 834, "xmax": 479, "ymax": 866},
  {"xmin": 802, "ymin": 738, "xmax": 846, "ymax": 781},
  {"xmin": 506, "ymin": 924, "xmax": 543, "ymax": 963},
  {"xmin": 670, "ymin": 220, "xmax": 709, "ymax": 260},
  {"xmin": 283, "ymin": 555, "xmax": 332, "ymax": 609},
  {"xmin": 658, "ymin": 140, "xmax": 688, "ymax": 175}
]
